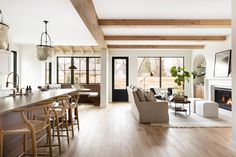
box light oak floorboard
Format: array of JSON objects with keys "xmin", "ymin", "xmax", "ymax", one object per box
[{"xmin": 60, "ymin": 103, "xmax": 236, "ymax": 157}]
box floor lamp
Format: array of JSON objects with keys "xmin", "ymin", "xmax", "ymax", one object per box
[{"xmin": 140, "ymin": 72, "xmax": 153, "ymax": 90}]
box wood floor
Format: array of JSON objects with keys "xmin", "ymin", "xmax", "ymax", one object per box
[{"xmin": 59, "ymin": 103, "xmax": 236, "ymax": 157}]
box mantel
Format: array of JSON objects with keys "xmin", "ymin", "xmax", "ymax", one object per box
[
  {"xmin": 205, "ymin": 77, "xmax": 232, "ymax": 101},
  {"xmin": 205, "ymin": 77, "xmax": 231, "ymax": 81}
]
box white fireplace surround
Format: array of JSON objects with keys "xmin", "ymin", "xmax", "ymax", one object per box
[{"xmin": 204, "ymin": 77, "xmax": 232, "ymax": 101}]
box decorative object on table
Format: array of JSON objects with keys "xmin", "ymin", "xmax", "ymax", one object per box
[
  {"xmin": 170, "ymin": 66, "xmax": 197, "ymax": 87},
  {"xmin": 37, "ymin": 20, "xmax": 54, "ymax": 62},
  {"xmin": 214, "ymin": 50, "xmax": 231, "ymax": 77},
  {"xmin": 0, "ymin": 9, "xmax": 9, "ymax": 50},
  {"xmin": 140, "ymin": 72, "xmax": 153, "ymax": 89},
  {"xmin": 169, "ymin": 95, "xmax": 185, "ymax": 101},
  {"xmin": 25, "ymin": 85, "xmax": 33, "ymax": 95},
  {"xmin": 72, "ymin": 84, "xmax": 83, "ymax": 90}
]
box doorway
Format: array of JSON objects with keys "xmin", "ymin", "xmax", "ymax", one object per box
[{"xmin": 112, "ymin": 57, "xmax": 129, "ymax": 101}]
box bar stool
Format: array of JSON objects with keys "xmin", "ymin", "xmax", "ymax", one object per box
[
  {"xmin": 35, "ymin": 96, "xmax": 70, "ymax": 155},
  {"xmin": 68, "ymin": 91, "xmax": 80, "ymax": 132},
  {"xmin": 51, "ymin": 95, "xmax": 70, "ymax": 144},
  {"xmin": 0, "ymin": 101, "xmax": 53, "ymax": 157}
]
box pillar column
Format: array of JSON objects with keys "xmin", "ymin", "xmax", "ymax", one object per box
[{"xmin": 100, "ymin": 49, "xmax": 109, "ymax": 107}]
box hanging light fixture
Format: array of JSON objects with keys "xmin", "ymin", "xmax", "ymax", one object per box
[
  {"xmin": 37, "ymin": 20, "xmax": 54, "ymax": 61},
  {"xmin": 0, "ymin": 9, "xmax": 9, "ymax": 50},
  {"xmin": 68, "ymin": 48, "xmax": 77, "ymax": 69}
]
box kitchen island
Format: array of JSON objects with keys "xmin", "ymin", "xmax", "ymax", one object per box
[{"xmin": 0, "ymin": 88, "xmax": 77, "ymax": 156}]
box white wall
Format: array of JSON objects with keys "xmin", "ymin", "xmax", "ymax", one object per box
[
  {"xmin": 19, "ymin": 44, "xmax": 45, "ymax": 90},
  {"xmin": 0, "ymin": 42, "xmax": 20, "ymax": 89},
  {"xmin": 192, "ymin": 36, "xmax": 231, "ymax": 78},
  {"xmin": 191, "ymin": 36, "xmax": 231, "ymax": 100},
  {"xmin": 108, "ymin": 49, "xmax": 192, "ymax": 102}
]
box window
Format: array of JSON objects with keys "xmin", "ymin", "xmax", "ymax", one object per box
[
  {"xmin": 57, "ymin": 57, "xmax": 72, "ymax": 84},
  {"xmin": 89, "ymin": 58, "xmax": 101, "ymax": 83},
  {"xmin": 137, "ymin": 57, "xmax": 184, "ymax": 89},
  {"xmin": 138, "ymin": 58, "xmax": 160, "ymax": 89},
  {"xmin": 114, "ymin": 58, "xmax": 127, "ymax": 89},
  {"xmin": 45, "ymin": 62, "xmax": 52, "ymax": 84},
  {"xmin": 11, "ymin": 51, "xmax": 17, "ymax": 86},
  {"xmin": 161, "ymin": 57, "xmax": 184, "ymax": 89},
  {"xmin": 74, "ymin": 58, "xmax": 87, "ymax": 84},
  {"xmin": 57, "ymin": 57, "xmax": 101, "ymax": 84}
]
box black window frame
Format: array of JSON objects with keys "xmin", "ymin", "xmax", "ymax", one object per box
[
  {"xmin": 137, "ymin": 56, "xmax": 185, "ymax": 89},
  {"xmin": 45, "ymin": 62, "xmax": 52, "ymax": 84},
  {"xmin": 11, "ymin": 51, "xmax": 17, "ymax": 85},
  {"xmin": 57, "ymin": 56, "xmax": 101, "ymax": 84}
]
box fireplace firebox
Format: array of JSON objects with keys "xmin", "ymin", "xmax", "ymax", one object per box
[{"xmin": 214, "ymin": 87, "xmax": 232, "ymax": 111}]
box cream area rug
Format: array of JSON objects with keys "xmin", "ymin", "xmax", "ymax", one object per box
[{"xmin": 151, "ymin": 109, "xmax": 232, "ymax": 128}]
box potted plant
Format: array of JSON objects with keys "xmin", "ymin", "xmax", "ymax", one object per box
[{"xmin": 169, "ymin": 66, "xmax": 197, "ymax": 100}]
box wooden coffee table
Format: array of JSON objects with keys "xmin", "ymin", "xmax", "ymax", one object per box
[{"xmin": 169, "ymin": 99, "xmax": 191, "ymax": 117}]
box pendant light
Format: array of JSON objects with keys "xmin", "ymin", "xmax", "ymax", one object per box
[
  {"xmin": 0, "ymin": 9, "xmax": 9, "ymax": 50},
  {"xmin": 37, "ymin": 20, "xmax": 54, "ymax": 61},
  {"xmin": 68, "ymin": 49, "xmax": 77, "ymax": 70}
]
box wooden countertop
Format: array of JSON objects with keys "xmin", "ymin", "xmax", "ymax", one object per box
[{"xmin": 0, "ymin": 89, "xmax": 77, "ymax": 115}]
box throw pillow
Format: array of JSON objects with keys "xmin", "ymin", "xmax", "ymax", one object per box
[
  {"xmin": 136, "ymin": 88, "xmax": 146, "ymax": 102},
  {"xmin": 145, "ymin": 92, "xmax": 156, "ymax": 102}
]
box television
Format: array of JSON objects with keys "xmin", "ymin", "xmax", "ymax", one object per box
[{"xmin": 214, "ymin": 50, "xmax": 231, "ymax": 77}]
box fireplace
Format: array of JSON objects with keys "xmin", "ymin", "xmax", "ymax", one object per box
[{"xmin": 214, "ymin": 87, "xmax": 232, "ymax": 111}]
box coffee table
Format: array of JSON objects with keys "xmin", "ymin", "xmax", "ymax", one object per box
[{"xmin": 169, "ymin": 99, "xmax": 191, "ymax": 117}]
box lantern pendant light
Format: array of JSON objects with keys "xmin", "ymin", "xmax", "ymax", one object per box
[
  {"xmin": 37, "ymin": 20, "xmax": 54, "ymax": 61},
  {"xmin": 0, "ymin": 9, "xmax": 9, "ymax": 51}
]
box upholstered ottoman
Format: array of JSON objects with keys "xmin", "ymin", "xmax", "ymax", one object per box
[
  {"xmin": 196, "ymin": 101, "xmax": 218, "ymax": 118},
  {"xmin": 188, "ymin": 98, "xmax": 203, "ymax": 113}
]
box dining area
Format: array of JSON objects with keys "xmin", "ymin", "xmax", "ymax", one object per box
[{"xmin": 0, "ymin": 88, "xmax": 83, "ymax": 157}]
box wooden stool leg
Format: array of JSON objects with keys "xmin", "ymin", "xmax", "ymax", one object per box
[
  {"xmin": 55, "ymin": 117, "xmax": 62, "ymax": 154},
  {"xmin": 23, "ymin": 134, "xmax": 27, "ymax": 157},
  {"xmin": 47, "ymin": 125, "xmax": 53, "ymax": 157},
  {"xmin": 0, "ymin": 132, "xmax": 3, "ymax": 157},
  {"xmin": 64, "ymin": 113, "xmax": 70, "ymax": 144},
  {"xmin": 52, "ymin": 118, "xmax": 55, "ymax": 139},
  {"xmin": 69, "ymin": 109, "xmax": 74, "ymax": 138},
  {"xmin": 31, "ymin": 133, "xmax": 37, "ymax": 157},
  {"xmin": 75, "ymin": 107, "xmax": 80, "ymax": 130}
]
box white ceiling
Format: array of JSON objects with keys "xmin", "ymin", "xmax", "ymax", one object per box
[
  {"xmin": 0, "ymin": 0, "xmax": 97, "ymax": 45},
  {"xmin": 93, "ymin": 0, "xmax": 231, "ymax": 47},
  {"xmin": 93, "ymin": 0, "xmax": 231, "ymax": 19},
  {"xmin": 0, "ymin": 0, "xmax": 232, "ymax": 48}
]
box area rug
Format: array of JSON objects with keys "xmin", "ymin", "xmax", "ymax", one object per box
[{"xmin": 151, "ymin": 109, "xmax": 232, "ymax": 128}]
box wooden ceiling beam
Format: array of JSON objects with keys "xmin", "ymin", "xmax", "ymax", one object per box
[
  {"xmin": 98, "ymin": 19, "xmax": 231, "ymax": 27},
  {"xmin": 70, "ymin": 0, "xmax": 107, "ymax": 48},
  {"xmin": 104, "ymin": 35, "xmax": 227, "ymax": 41},
  {"xmin": 108, "ymin": 45, "xmax": 205, "ymax": 49}
]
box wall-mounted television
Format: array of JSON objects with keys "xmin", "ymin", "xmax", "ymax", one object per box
[{"xmin": 214, "ymin": 50, "xmax": 231, "ymax": 77}]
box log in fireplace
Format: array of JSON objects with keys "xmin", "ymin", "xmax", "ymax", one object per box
[{"xmin": 214, "ymin": 87, "xmax": 232, "ymax": 111}]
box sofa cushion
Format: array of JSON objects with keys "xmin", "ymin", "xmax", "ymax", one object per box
[
  {"xmin": 145, "ymin": 92, "xmax": 156, "ymax": 102},
  {"xmin": 136, "ymin": 88, "xmax": 146, "ymax": 102}
]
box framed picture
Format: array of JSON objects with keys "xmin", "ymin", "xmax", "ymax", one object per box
[{"xmin": 214, "ymin": 50, "xmax": 231, "ymax": 77}]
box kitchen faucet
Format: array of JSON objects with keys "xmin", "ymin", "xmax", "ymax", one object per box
[{"xmin": 6, "ymin": 72, "xmax": 20, "ymax": 92}]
